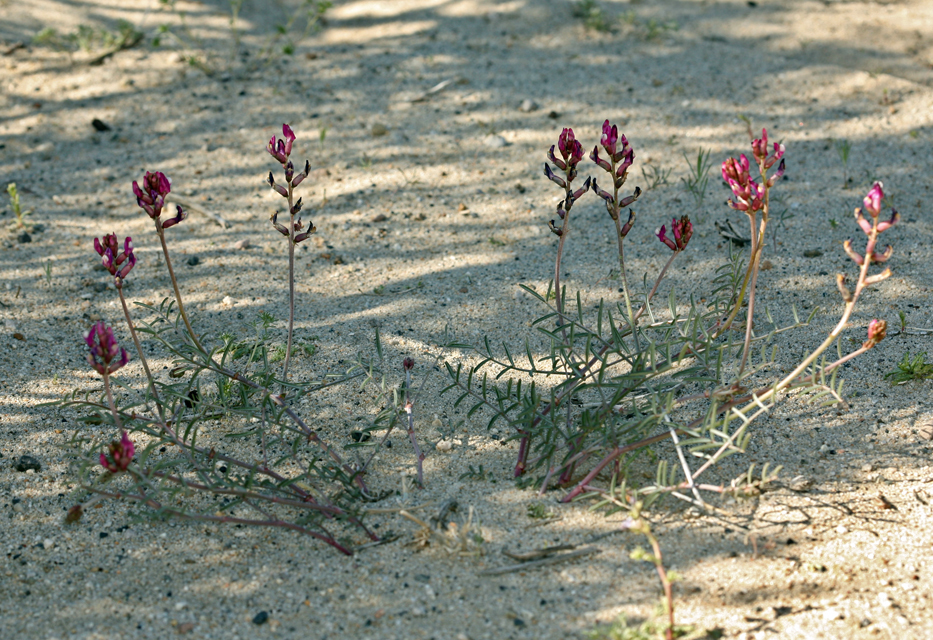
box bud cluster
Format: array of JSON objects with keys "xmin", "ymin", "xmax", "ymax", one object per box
[
  {"xmin": 94, "ymin": 233, "xmax": 136, "ymax": 284},
  {"xmin": 266, "ymin": 124, "xmax": 315, "ymax": 244},
  {"xmin": 590, "ymin": 120, "xmax": 641, "ymax": 235},
  {"xmin": 723, "ymin": 129, "xmax": 785, "ymax": 215},
  {"xmin": 656, "ymin": 216, "xmax": 693, "ymax": 252},
  {"xmin": 85, "ymin": 321, "xmax": 129, "ymax": 376},
  {"xmin": 132, "ymin": 171, "xmax": 187, "ymax": 229},
  {"xmin": 837, "ymin": 182, "xmax": 900, "ymax": 300},
  {"xmin": 100, "ymin": 431, "xmax": 135, "ymax": 473}
]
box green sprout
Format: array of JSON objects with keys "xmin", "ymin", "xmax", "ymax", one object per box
[
  {"xmin": 6, "ymin": 183, "xmax": 32, "ymax": 230},
  {"xmin": 884, "ymin": 352, "xmax": 933, "ymax": 385}
]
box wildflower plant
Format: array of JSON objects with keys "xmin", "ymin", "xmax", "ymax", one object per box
[
  {"xmin": 53, "ymin": 125, "xmax": 400, "ymax": 555},
  {"xmin": 443, "ymin": 123, "xmax": 896, "ymax": 515}
]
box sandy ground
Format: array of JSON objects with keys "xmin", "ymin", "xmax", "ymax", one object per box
[{"xmin": 2, "ymin": 0, "xmax": 933, "ymax": 638}]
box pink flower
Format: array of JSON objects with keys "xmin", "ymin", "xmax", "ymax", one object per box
[
  {"xmin": 863, "ymin": 182, "xmax": 884, "ymax": 218},
  {"xmin": 132, "ymin": 171, "xmax": 171, "ymax": 219},
  {"xmin": 93, "ymin": 234, "xmax": 136, "ymax": 282},
  {"xmin": 100, "ymin": 431, "xmax": 135, "ymax": 473},
  {"xmin": 267, "ymin": 123, "xmax": 297, "ymax": 165},
  {"xmin": 160, "ymin": 204, "xmax": 187, "ymax": 230},
  {"xmin": 751, "ymin": 128, "xmax": 784, "ymax": 169},
  {"xmin": 863, "ymin": 319, "xmax": 887, "ymax": 349},
  {"xmin": 656, "ymin": 216, "xmax": 693, "ymax": 251},
  {"xmin": 556, "ymin": 128, "xmax": 584, "ymax": 167},
  {"xmin": 85, "ymin": 321, "xmax": 129, "ymax": 376}
]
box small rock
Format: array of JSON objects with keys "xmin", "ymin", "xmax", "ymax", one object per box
[
  {"xmin": 42, "ymin": 539, "xmax": 54, "ymax": 550},
  {"xmin": 186, "ymin": 256, "xmax": 200, "ymax": 266},
  {"xmin": 760, "ymin": 259, "xmax": 773, "ymax": 270},
  {"xmin": 459, "ymin": 286, "xmax": 468, "ymax": 294},
  {"xmin": 457, "ymin": 203, "xmax": 468, "ymax": 213},
  {"xmin": 91, "ymin": 118, "xmax": 111, "ymax": 132},
  {"xmin": 518, "ymin": 99, "xmax": 538, "ymax": 113},
  {"xmin": 221, "ymin": 296, "xmax": 235, "ymax": 307},
  {"xmin": 372, "ymin": 213, "xmax": 388, "ymax": 222},
  {"xmin": 822, "ymin": 608, "xmax": 842, "ymax": 621},
  {"xmin": 788, "ymin": 475, "xmax": 813, "ymax": 492},
  {"xmin": 862, "ymin": 463, "xmax": 874, "ymax": 472},
  {"xmin": 431, "ymin": 416, "xmax": 443, "ymax": 429},
  {"xmin": 17, "ymin": 232, "xmax": 31, "ymax": 244},
  {"xmin": 918, "ymin": 422, "xmax": 933, "ymax": 441},
  {"xmin": 371, "ymin": 123, "xmax": 388, "ymax": 137},
  {"xmin": 411, "ymin": 606, "xmax": 427, "ymax": 617},
  {"xmin": 252, "ymin": 611, "xmax": 269, "ymax": 625},
  {"xmin": 836, "ymin": 525, "xmax": 848, "ymax": 534},
  {"xmin": 14, "ymin": 455, "xmax": 41, "ymax": 472},
  {"xmin": 12, "ymin": 332, "xmax": 25, "ymax": 342},
  {"xmin": 803, "ymin": 249, "xmax": 823, "ymax": 258},
  {"xmin": 547, "ymin": 110, "xmax": 561, "ymax": 119},
  {"xmin": 877, "ymin": 593, "xmax": 893, "ymax": 609},
  {"xmin": 234, "ymin": 239, "xmax": 250, "ymax": 250},
  {"xmin": 483, "ymin": 134, "xmax": 508, "ymax": 148},
  {"xmin": 436, "ymin": 440, "xmax": 453, "ymax": 452}
]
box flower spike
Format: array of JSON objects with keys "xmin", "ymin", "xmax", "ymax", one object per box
[
  {"xmin": 100, "ymin": 431, "xmax": 135, "ymax": 473},
  {"xmin": 85, "ymin": 321, "xmax": 129, "ymax": 376}
]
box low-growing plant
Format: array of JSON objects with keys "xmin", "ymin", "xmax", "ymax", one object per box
[
  {"xmin": 572, "ymin": 0, "xmax": 613, "ymax": 33},
  {"xmin": 442, "ymin": 121, "xmax": 898, "ymax": 630},
  {"xmin": 6, "ymin": 182, "xmax": 31, "ymax": 230},
  {"xmin": 834, "ymin": 138, "xmax": 852, "ymax": 188},
  {"xmin": 51, "ymin": 125, "xmax": 410, "ymax": 555},
  {"xmin": 681, "ymin": 147, "xmax": 713, "ymax": 214},
  {"xmin": 640, "ymin": 163, "xmax": 672, "ymax": 192},
  {"xmin": 885, "ymin": 351, "xmax": 933, "ymax": 385}
]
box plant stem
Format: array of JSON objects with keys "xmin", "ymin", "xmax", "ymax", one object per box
[
  {"xmin": 404, "ymin": 368, "xmax": 425, "ymax": 486},
  {"xmin": 101, "ymin": 373, "xmax": 123, "ymax": 431},
  {"xmin": 117, "ymin": 285, "xmax": 163, "ymax": 421},
  {"xmin": 156, "ymin": 224, "xmax": 203, "ymax": 351},
  {"xmin": 283, "ymin": 179, "xmax": 297, "ymax": 384}
]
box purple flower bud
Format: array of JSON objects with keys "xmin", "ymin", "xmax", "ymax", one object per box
[
  {"xmin": 285, "ymin": 161, "xmax": 294, "ymax": 183},
  {"xmin": 876, "ymin": 209, "xmax": 899, "ymax": 233},
  {"xmin": 403, "ymin": 357, "xmax": 415, "ymax": 371},
  {"xmin": 767, "ymin": 158, "xmax": 785, "ymax": 187},
  {"xmin": 842, "ymin": 239, "xmax": 864, "ymax": 265},
  {"xmin": 863, "ymin": 182, "xmax": 884, "ymax": 218},
  {"xmin": 619, "ymin": 209, "xmax": 636, "ymax": 237},
  {"xmin": 547, "ymin": 146, "xmax": 567, "ymax": 172},
  {"xmin": 548, "ymin": 220, "xmax": 563, "ymax": 236},
  {"xmin": 571, "ymin": 176, "xmax": 592, "ymax": 202},
  {"xmin": 282, "ymin": 124, "xmax": 296, "ymax": 156},
  {"xmin": 592, "ymin": 178, "xmax": 613, "ymax": 203},
  {"xmin": 270, "ymin": 212, "xmax": 289, "ymax": 236},
  {"xmin": 590, "ymin": 146, "xmax": 611, "ymax": 173},
  {"xmin": 618, "ymin": 186, "xmax": 641, "ymax": 208},
  {"xmin": 291, "ymin": 197, "xmax": 303, "ymax": 215},
  {"xmin": 600, "ymin": 119, "xmax": 618, "ymax": 156},
  {"xmin": 656, "ymin": 224, "xmax": 676, "ymax": 251},
  {"xmin": 100, "ymin": 431, "xmax": 135, "ymax": 473},
  {"xmin": 722, "ymin": 155, "xmax": 750, "ymax": 184},
  {"xmin": 292, "ymin": 159, "xmax": 311, "ymax": 187},
  {"xmin": 863, "ymin": 319, "xmax": 887, "ymax": 349},
  {"xmin": 85, "ymin": 321, "xmax": 129, "ymax": 376},
  {"xmin": 615, "ymin": 148, "xmax": 634, "ymax": 180},
  {"xmin": 160, "ymin": 205, "xmax": 187, "ymax": 230},
  {"xmin": 544, "ymin": 164, "xmax": 567, "ymax": 189},
  {"xmin": 751, "ymin": 128, "xmax": 769, "ymax": 163}
]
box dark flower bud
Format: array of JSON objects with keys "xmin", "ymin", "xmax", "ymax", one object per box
[
  {"xmin": 544, "ymin": 164, "xmax": 567, "ymax": 189},
  {"xmin": 85, "ymin": 321, "xmax": 129, "ymax": 376},
  {"xmin": 291, "ymin": 197, "xmax": 303, "ymax": 215},
  {"xmin": 619, "ymin": 209, "xmax": 636, "ymax": 237},
  {"xmin": 100, "ymin": 431, "xmax": 135, "ymax": 473},
  {"xmin": 618, "ymin": 186, "xmax": 641, "ymax": 208},
  {"xmin": 285, "ymin": 161, "xmax": 294, "ymax": 183},
  {"xmin": 160, "ymin": 205, "xmax": 187, "ymax": 230},
  {"xmin": 548, "ymin": 220, "xmax": 563, "ymax": 236},
  {"xmin": 547, "ymin": 146, "xmax": 567, "ymax": 172},
  {"xmin": 403, "ymin": 357, "xmax": 415, "ymax": 371}
]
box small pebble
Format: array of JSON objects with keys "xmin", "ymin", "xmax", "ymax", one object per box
[
  {"xmin": 91, "ymin": 118, "xmax": 111, "ymax": 132},
  {"xmin": 234, "ymin": 239, "xmax": 250, "ymax": 250},
  {"xmin": 862, "ymin": 463, "xmax": 874, "ymax": 472},
  {"xmin": 803, "ymin": 249, "xmax": 823, "ymax": 258},
  {"xmin": 518, "ymin": 99, "xmax": 538, "ymax": 113},
  {"xmin": 14, "ymin": 455, "xmax": 41, "ymax": 473},
  {"xmin": 788, "ymin": 476, "xmax": 813, "ymax": 492},
  {"xmin": 187, "ymin": 256, "xmax": 200, "ymax": 266},
  {"xmin": 17, "ymin": 232, "xmax": 31, "ymax": 244},
  {"xmin": 371, "ymin": 123, "xmax": 388, "ymax": 137},
  {"xmin": 222, "ymin": 296, "xmax": 235, "ymax": 307},
  {"xmin": 252, "ymin": 611, "xmax": 269, "ymax": 625},
  {"xmin": 411, "ymin": 606, "xmax": 427, "ymax": 617},
  {"xmin": 431, "ymin": 416, "xmax": 443, "ymax": 429},
  {"xmin": 483, "ymin": 134, "xmax": 508, "ymax": 148},
  {"xmin": 836, "ymin": 525, "xmax": 848, "ymax": 534},
  {"xmin": 42, "ymin": 539, "xmax": 54, "ymax": 550},
  {"xmin": 436, "ymin": 440, "xmax": 453, "ymax": 452}
]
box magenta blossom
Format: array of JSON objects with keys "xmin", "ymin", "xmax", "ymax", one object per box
[
  {"xmin": 85, "ymin": 321, "xmax": 129, "ymax": 376},
  {"xmin": 862, "ymin": 182, "xmax": 884, "ymax": 218},
  {"xmin": 93, "ymin": 234, "xmax": 136, "ymax": 282},
  {"xmin": 751, "ymin": 128, "xmax": 785, "ymax": 169},
  {"xmin": 556, "ymin": 127, "xmax": 584, "ymax": 168},
  {"xmin": 656, "ymin": 216, "xmax": 693, "ymax": 252},
  {"xmin": 132, "ymin": 171, "xmax": 171, "ymax": 219},
  {"xmin": 100, "ymin": 431, "xmax": 135, "ymax": 473},
  {"xmin": 267, "ymin": 124, "xmax": 296, "ymax": 164},
  {"xmin": 403, "ymin": 357, "xmax": 415, "ymax": 371}
]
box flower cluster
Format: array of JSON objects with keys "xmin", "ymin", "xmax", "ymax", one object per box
[
  {"xmin": 266, "ymin": 124, "xmax": 315, "ymax": 244},
  {"xmin": 723, "ymin": 128, "xmax": 785, "ymax": 214},
  {"xmin": 100, "ymin": 431, "xmax": 135, "ymax": 473},
  {"xmin": 864, "ymin": 318, "xmax": 887, "ymax": 349},
  {"xmin": 656, "ymin": 216, "xmax": 693, "ymax": 252},
  {"xmin": 93, "ymin": 234, "xmax": 136, "ymax": 284},
  {"xmin": 843, "ymin": 182, "xmax": 899, "ymax": 268},
  {"xmin": 85, "ymin": 321, "xmax": 129, "ymax": 376},
  {"xmin": 590, "ymin": 120, "xmax": 641, "ymax": 232},
  {"xmin": 133, "ymin": 170, "xmax": 186, "ymax": 228}
]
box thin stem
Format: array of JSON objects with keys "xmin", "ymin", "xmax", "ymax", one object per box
[
  {"xmin": 156, "ymin": 224, "xmax": 203, "ymax": 351},
  {"xmin": 101, "ymin": 373, "xmax": 123, "ymax": 431},
  {"xmin": 404, "ymin": 368, "xmax": 425, "ymax": 486},
  {"xmin": 117, "ymin": 285, "xmax": 163, "ymax": 421},
  {"xmin": 283, "ymin": 179, "xmax": 296, "ymax": 384}
]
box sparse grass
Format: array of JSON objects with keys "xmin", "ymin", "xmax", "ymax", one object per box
[{"xmin": 885, "ymin": 352, "xmax": 933, "ymax": 385}]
